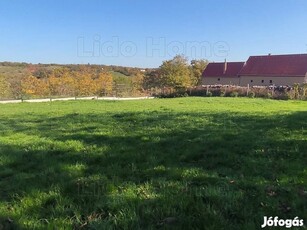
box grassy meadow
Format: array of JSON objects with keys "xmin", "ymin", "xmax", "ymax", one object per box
[{"xmin": 0, "ymin": 98, "xmax": 306, "ymax": 229}]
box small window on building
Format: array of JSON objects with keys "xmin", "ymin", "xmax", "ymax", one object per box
[
  {"xmin": 218, "ymin": 78, "xmax": 220, "ymax": 81},
  {"xmin": 251, "ymin": 80, "xmax": 253, "ymax": 83},
  {"xmin": 261, "ymin": 80, "xmax": 264, "ymax": 83},
  {"xmin": 270, "ymin": 80, "xmax": 273, "ymax": 84}
]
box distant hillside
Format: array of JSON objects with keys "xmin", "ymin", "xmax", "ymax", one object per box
[
  {"xmin": 0, "ymin": 63, "xmax": 61, "ymax": 79},
  {"xmin": 0, "ymin": 62, "xmax": 155, "ymax": 79},
  {"xmin": 110, "ymin": 71, "xmax": 130, "ymax": 78}
]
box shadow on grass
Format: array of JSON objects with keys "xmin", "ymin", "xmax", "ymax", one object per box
[{"xmin": 0, "ymin": 110, "xmax": 306, "ymax": 229}]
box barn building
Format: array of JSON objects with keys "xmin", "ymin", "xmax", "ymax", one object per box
[
  {"xmin": 238, "ymin": 54, "xmax": 307, "ymax": 86},
  {"xmin": 202, "ymin": 54, "xmax": 307, "ymax": 86},
  {"xmin": 201, "ymin": 61, "xmax": 244, "ymax": 85}
]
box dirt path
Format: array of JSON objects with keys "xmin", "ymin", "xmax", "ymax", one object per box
[{"xmin": 0, "ymin": 97, "xmax": 155, "ymax": 104}]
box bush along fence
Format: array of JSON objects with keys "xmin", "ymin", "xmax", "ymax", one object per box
[
  {"xmin": 2, "ymin": 82, "xmax": 307, "ymax": 101},
  {"xmin": 157, "ymin": 84, "xmax": 307, "ymax": 100},
  {"xmin": 0, "ymin": 81, "xmax": 156, "ymax": 101}
]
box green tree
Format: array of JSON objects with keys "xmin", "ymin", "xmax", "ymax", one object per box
[
  {"xmin": 160, "ymin": 55, "xmax": 191, "ymax": 89},
  {"xmin": 190, "ymin": 59, "xmax": 208, "ymax": 85}
]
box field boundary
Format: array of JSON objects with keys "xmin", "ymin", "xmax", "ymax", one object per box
[{"xmin": 0, "ymin": 96, "xmax": 155, "ymax": 104}]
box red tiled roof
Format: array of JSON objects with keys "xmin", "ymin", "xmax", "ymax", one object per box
[
  {"xmin": 202, "ymin": 62, "xmax": 245, "ymax": 78},
  {"xmin": 239, "ymin": 54, "xmax": 307, "ymax": 77}
]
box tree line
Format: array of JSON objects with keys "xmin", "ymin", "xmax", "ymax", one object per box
[
  {"xmin": 0, "ymin": 55, "xmax": 208, "ymax": 99},
  {"xmin": 0, "ymin": 67, "xmax": 113, "ymax": 99}
]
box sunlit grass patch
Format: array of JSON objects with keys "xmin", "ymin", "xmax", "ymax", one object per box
[{"xmin": 0, "ymin": 98, "xmax": 306, "ymax": 229}]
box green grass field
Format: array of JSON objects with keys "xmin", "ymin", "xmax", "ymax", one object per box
[{"xmin": 0, "ymin": 98, "xmax": 306, "ymax": 229}]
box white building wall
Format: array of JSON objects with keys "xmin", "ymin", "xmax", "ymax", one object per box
[
  {"xmin": 202, "ymin": 77, "xmax": 240, "ymax": 85},
  {"xmin": 239, "ymin": 76, "xmax": 306, "ymax": 86}
]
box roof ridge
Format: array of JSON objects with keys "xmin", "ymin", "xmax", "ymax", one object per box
[
  {"xmin": 249, "ymin": 53, "xmax": 307, "ymax": 58},
  {"xmin": 239, "ymin": 53, "xmax": 307, "ymax": 76},
  {"xmin": 209, "ymin": 61, "xmax": 245, "ymax": 64}
]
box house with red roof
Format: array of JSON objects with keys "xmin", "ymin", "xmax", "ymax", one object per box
[
  {"xmin": 238, "ymin": 54, "xmax": 307, "ymax": 86},
  {"xmin": 202, "ymin": 54, "xmax": 307, "ymax": 86},
  {"xmin": 202, "ymin": 61, "xmax": 244, "ymax": 85}
]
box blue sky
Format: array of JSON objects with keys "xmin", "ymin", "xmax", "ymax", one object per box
[{"xmin": 0, "ymin": 0, "xmax": 307, "ymax": 67}]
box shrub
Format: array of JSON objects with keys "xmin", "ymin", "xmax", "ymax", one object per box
[
  {"xmin": 302, "ymin": 83, "xmax": 307, "ymax": 99},
  {"xmin": 273, "ymin": 91, "xmax": 290, "ymax": 100},
  {"xmin": 253, "ymin": 88, "xmax": 268, "ymax": 98},
  {"xmin": 159, "ymin": 85, "xmax": 307, "ymax": 101},
  {"xmin": 286, "ymin": 92, "xmax": 293, "ymax": 100},
  {"xmin": 248, "ymin": 91, "xmax": 255, "ymax": 98},
  {"xmin": 266, "ymin": 93, "xmax": 273, "ymax": 99},
  {"xmin": 230, "ymin": 92, "xmax": 239, "ymax": 97},
  {"xmin": 211, "ymin": 89, "xmax": 223, "ymax": 96}
]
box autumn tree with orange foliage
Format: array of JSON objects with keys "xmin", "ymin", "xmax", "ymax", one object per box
[
  {"xmin": 131, "ymin": 73, "xmax": 145, "ymax": 95},
  {"xmin": 74, "ymin": 72, "xmax": 97, "ymax": 96},
  {"xmin": 0, "ymin": 75, "xmax": 12, "ymax": 99},
  {"xmin": 22, "ymin": 75, "xmax": 49, "ymax": 98},
  {"xmin": 96, "ymin": 72, "xmax": 113, "ymax": 96},
  {"xmin": 49, "ymin": 75, "xmax": 75, "ymax": 97}
]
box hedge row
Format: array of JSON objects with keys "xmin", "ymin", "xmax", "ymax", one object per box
[{"xmin": 157, "ymin": 84, "xmax": 307, "ymax": 100}]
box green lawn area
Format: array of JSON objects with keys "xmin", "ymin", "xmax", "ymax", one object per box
[{"xmin": 0, "ymin": 98, "xmax": 306, "ymax": 229}]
